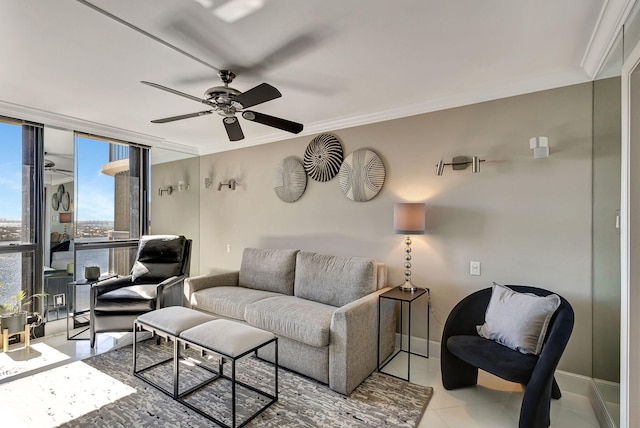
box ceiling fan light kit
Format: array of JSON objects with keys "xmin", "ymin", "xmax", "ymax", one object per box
[{"xmin": 142, "ymin": 70, "xmax": 303, "ymax": 142}]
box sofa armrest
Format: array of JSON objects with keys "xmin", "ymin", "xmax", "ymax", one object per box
[
  {"xmin": 183, "ymin": 271, "xmax": 239, "ymax": 308},
  {"xmin": 329, "ymin": 286, "xmax": 395, "ymax": 395}
]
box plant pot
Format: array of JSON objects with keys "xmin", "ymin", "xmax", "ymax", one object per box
[{"xmin": 0, "ymin": 312, "xmax": 27, "ymax": 334}]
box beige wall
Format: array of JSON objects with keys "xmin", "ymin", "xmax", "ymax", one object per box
[
  {"xmin": 592, "ymin": 77, "xmax": 621, "ymax": 382},
  {"xmin": 192, "ymin": 82, "xmax": 594, "ymax": 376},
  {"xmin": 150, "ymin": 157, "xmax": 200, "ymax": 275}
]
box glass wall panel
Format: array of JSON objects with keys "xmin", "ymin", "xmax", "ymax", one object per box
[
  {"xmin": 0, "ymin": 118, "xmax": 41, "ymax": 311},
  {"xmin": 73, "ymin": 134, "xmax": 149, "ymax": 279}
]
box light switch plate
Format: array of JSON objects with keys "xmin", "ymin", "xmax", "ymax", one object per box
[{"xmin": 470, "ymin": 261, "xmax": 481, "ymax": 276}]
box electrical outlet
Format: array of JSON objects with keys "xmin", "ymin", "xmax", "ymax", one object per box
[
  {"xmin": 226, "ymin": 244, "xmax": 232, "ymax": 253},
  {"xmin": 470, "ymin": 261, "xmax": 481, "ymax": 276}
]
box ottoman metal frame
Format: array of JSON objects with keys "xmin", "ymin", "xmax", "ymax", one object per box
[
  {"xmin": 176, "ymin": 323, "xmax": 278, "ymax": 428},
  {"xmin": 132, "ymin": 310, "xmax": 278, "ymax": 428},
  {"xmin": 132, "ymin": 310, "xmax": 219, "ymax": 399}
]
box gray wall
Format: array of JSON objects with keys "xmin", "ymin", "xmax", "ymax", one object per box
[{"xmin": 151, "ymin": 82, "xmax": 594, "ymax": 375}]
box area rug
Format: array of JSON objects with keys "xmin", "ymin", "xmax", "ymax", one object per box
[{"xmin": 0, "ymin": 339, "xmax": 432, "ymax": 427}]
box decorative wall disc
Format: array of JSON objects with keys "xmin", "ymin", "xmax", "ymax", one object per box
[
  {"xmin": 303, "ymin": 134, "xmax": 343, "ymax": 182},
  {"xmin": 273, "ymin": 156, "xmax": 307, "ymax": 203},
  {"xmin": 338, "ymin": 149, "xmax": 386, "ymax": 202},
  {"xmin": 56, "ymin": 184, "xmax": 65, "ymax": 201}
]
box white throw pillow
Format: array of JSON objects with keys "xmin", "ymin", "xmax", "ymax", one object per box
[{"xmin": 477, "ymin": 283, "xmax": 561, "ymax": 355}]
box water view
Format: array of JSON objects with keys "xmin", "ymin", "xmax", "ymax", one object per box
[{"xmin": 0, "ymin": 221, "xmax": 116, "ymax": 308}]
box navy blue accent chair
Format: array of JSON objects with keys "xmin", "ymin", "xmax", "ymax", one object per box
[{"xmin": 441, "ymin": 286, "xmax": 574, "ymax": 428}]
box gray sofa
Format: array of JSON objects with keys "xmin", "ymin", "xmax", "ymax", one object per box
[{"xmin": 184, "ymin": 248, "xmax": 396, "ymax": 395}]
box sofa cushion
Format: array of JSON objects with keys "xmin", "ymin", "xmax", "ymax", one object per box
[
  {"xmin": 293, "ymin": 251, "xmax": 377, "ymax": 307},
  {"xmin": 191, "ymin": 286, "xmax": 281, "ymax": 320},
  {"xmin": 239, "ymin": 248, "xmax": 299, "ymax": 295},
  {"xmin": 245, "ymin": 295, "xmax": 336, "ymax": 347}
]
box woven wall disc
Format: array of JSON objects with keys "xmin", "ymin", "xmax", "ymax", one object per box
[
  {"xmin": 338, "ymin": 149, "xmax": 386, "ymax": 202},
  {"xmin": 273, "ymin": 156, "xmax": 307, "ymax": 203},
  {"xmin": 303, "ymin": 134, "xmax": 343, "ymax": 182}
]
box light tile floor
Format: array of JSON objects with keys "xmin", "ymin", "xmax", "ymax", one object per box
[
  {"xmin": 2, "ymin": 334, "xmax": 602, "ymax": 427},
  {"xmin": 381, "ymin": 352, "xmax": 602, "ymax": 428}
]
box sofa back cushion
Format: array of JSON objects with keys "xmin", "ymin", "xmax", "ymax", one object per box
[
  {"xmin": 239, "ymin": 248, "xmax": 299, "ymax": 295},
  {"xmin": 294, "ymin": 251, "xmax": 377, "ymax": 307}
]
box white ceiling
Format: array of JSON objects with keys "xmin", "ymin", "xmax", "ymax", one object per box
[{"xmin": 0, "ymin": 0, "xmax": 632, "ymax": 157}]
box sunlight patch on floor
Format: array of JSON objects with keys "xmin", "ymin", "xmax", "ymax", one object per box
[
  {"xmin": 0, "ymin": 342, "xmax": 70, "ymax": 381},
  {"xmin": 0, "ymin": 360, "xmax": 135, "ymax": 427}
]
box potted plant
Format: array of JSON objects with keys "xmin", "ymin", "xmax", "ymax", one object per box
[{"xmin": 0, "ymin": 285, "xmax": 47, "ymax": 335}]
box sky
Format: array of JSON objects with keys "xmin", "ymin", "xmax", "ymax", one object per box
[
  {"xmin": 0, "ymin": 123, "xmax": 21, "ymax": 220},
  {"xmin": 0, "ymin": 122, "xmax": 114, "ymax": 222}
]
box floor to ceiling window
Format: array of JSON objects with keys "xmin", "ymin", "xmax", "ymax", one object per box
[
  {"xmin": 0, "ymin": 117, "xmax": 43, "ymax": 311},
  {"xmin": 73, "ymin": 133, "xmax": 149, "ymax": 280}
]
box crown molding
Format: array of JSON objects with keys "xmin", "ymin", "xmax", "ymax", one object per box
[
  {"xmin": 581, "ymin": 0, "xmax": 636, "ymax": 79},
  {"xmin": 199, "ymin": 68, "xmax": 590, "ymax": 156}
]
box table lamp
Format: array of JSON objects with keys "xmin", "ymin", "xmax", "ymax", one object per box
[{"xmin": 394, "ymin": 203, "xmax": 425, "ymax": 291}]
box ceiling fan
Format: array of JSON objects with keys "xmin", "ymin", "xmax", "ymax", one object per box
[
  {"xmin": 141, "ymin": 70, "xmax": 303, "ymax": 142},
  {"xmin": 44, "ymin": 159, "xmax": 73, "ymax": 176}
]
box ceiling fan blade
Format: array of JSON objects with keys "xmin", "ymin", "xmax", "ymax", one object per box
[
  {"xmin": 242, "ymin": 111, "xmax": 303, "ymax": 134},
  {"xmin": 141, "ymin": 81, "xmax": 216, "ymax": 107},
  {"xmin": 223, "ymin": 117, "xmax": 245, "ymax": 141},
  {"xmin": 151, "ymin": 110, "xmax": 213, "ymax": 123},
  {"xmin": 233, "ymin": 83, "xmax": 281, "ymax": 109}
]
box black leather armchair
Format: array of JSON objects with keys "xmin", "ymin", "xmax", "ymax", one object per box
[
  {"xmin": 441, "ymin": 285, "xmax": 574, "ymax": 428},
  {"xmin": 90, "ymin": 235, "xmax": 192, "ymax": 348}
]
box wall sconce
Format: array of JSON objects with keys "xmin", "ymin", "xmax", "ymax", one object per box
[
  {"xmin": 218, "ymin": 179, "xmax": 239, "ymax": 191},
  {"xmin": 159, "ymin": 181, "xmax": 190, "ymax": 196},
  {"xmin": 158, "ymin": 186, "xmax": 175, "ymax": 196},
  {"xmin": 435, "ymin": 156, "xmax": 485, "ymax": 175},
  {"xmin": 203, "ymin": 177, "xmax": 213, "ymax": 189},
  {"xmin": 530, "ymin": 136, "xmax": 549, "ymax": 159}
]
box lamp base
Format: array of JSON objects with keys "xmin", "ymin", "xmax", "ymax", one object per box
[{"xmin": 399, "ymin": 280, "xmax": 418, "ymax": 292}]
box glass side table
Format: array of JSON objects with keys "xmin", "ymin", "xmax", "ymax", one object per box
[
  {"xmin": 377, "ymin": 285, "xmax": 430, "ymax": 382},
  {"xmin": 67, "ymin": 274, "xmax": 116, "ymax": 340}
]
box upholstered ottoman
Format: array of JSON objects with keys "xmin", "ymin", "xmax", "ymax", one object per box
[
  {"xmin": 133, "ymin": 306, "xmax": 217, "ymax": 397},
  {"xmin": 177, "ymin": 319, "xmax": 278, "ymax": 428}
]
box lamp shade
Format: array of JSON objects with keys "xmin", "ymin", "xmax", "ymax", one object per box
[
  {"xmin": 394, "ymin": 203, "xmax": 425, "ymax": 235},
  {"xmin": 59, "ymin": 212, "xmax": 73, "ymax": 223}
]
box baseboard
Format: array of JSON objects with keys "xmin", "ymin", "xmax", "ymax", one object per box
[
  {"xmin": 589, "ymin": 379, "xmax": 619, "ymax": 428},
  {"xmin": 396, "ymin": 334, "xmax": 604, "ymax": 400},
  {"xmin": 394, "ymin": 333, "xmax": 440, "ymax": 359},
  {"xmin": 551, "ymin": 369, "xmax": 592, "ymax": 397}
]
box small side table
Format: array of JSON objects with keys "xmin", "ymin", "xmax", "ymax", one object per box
[
  {"xmin": 67, "ymin": 274, "xmax": 116, "ymax": 340},
  {"xmin": 377, "ymin": 285, "xmax": 430, "ymax": 382}
]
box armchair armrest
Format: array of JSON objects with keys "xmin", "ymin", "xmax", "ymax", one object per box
[
  {"xmin": 329, "ymin": 286, "xmax": 395, "ymax": 395},
  {"xmin": 156, "ymin": 275, "xmax": 186, "ymax": 308},
  {"xmin": 92, "ymin": 275, "xmax": 132, "ymax": 297},
  {"xmin": 183, "ymin": 271, "xmax": 239, "ymax": 308}
]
